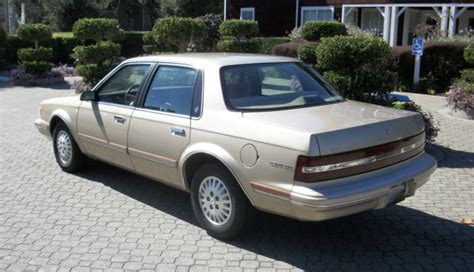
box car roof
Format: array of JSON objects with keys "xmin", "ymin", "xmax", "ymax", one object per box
[{"xmin": 125, "ymin": 53, "xmax": 299, "ymax": 68}]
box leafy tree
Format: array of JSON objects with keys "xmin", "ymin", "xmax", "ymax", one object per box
[
  {"xmin": 152, "ymin": 17, "xmax": 207, "ymax": 52},
  {"xmin": 72, "ymin": 18, "xmax": 124, "ymax": 85},
  {"xmin": 44, "ymin": 0, "xmax": 100, "ymax": 31},
  {"xmin": 160, "ymin": 0, "xmax": 223, "ymax": 18}
]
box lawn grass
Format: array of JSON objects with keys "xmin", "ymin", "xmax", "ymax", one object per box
[{"xmin": 52, "ymin": 32, "xmax": 74, "ymax": 38}]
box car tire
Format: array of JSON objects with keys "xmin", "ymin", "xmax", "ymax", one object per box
[
  {"xmin": 191, "ymin": 163, "xmax": 255, "ymax": 239},
  {"xmin": 53, "ymin": 122, "xmax": 85, "ymax": 173}
]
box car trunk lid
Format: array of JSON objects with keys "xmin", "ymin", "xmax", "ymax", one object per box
[{"xmin": 242, "ymin": 100, "xmax": 424, "ymax": 156}]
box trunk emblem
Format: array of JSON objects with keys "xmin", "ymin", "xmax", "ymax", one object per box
[{"xmin": 270, "ymin": 162, "xmax": 294, "ymax": 171}]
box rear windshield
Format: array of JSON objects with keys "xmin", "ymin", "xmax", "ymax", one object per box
[{"xmin": 220, "ymin": 62, "xmax": 343, "ymax": 111}]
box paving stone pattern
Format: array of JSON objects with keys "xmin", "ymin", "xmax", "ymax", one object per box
[{"xmin": 0, "ymin": 86, "xmax": 473, "ymax": 271}]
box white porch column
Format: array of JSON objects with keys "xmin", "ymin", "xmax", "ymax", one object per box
[
  {"xmin": 402, "ymin": 8, "xmax": 410, "ymax": 45},
  {"xmin": 383, "ymin": 6, "xmax": 391, "ymax": 43},
  {"xmin": 390, "ymin": 6, "xmax": 398, "ymax": 47},
  {"xmin": 223, "ymin": 0, "xmax": 227, "ymax": 20},
  {"xmin": 390, "ymin": 6, "xmax": 407, "ymax": 47},
  {"xmin": 441, "ymin": 5, "xmax": 449, "ymax": 37},
  {"xmin": 449, "ymin": 6, "xmax": 457, "ymax": 37},
  {"xmin": 295, "ymin": 0, "xmax": 299, "ymax": 28},
  {"xmin": 449, "ymin": 6, "xmax": 468, "ymax": 37}
]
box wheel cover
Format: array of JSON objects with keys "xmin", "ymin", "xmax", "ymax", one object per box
[
  {"xmin": 56, "ymin": 130, "xmax": 73, "ymax": 166},
  {"xmin": 198, "ymin": 176, "xmax": 232, "ymax": 225}
]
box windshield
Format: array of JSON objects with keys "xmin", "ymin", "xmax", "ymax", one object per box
[{"xmin": 220, "ymin": 62, "xmax": 343, "ymax": 111}]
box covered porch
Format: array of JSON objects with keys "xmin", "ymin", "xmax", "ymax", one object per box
[{"xmin": 341, "ymin": 3, "xmax": 474, "ymax": 46}]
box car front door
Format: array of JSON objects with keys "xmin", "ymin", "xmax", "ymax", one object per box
[
  {"xmin": 77, "ymin": 63, "xmax": 152, "ymax": 170},
  {"xmin": 128, "ymin": 65, "xmax": 202, "ymax": 187}
]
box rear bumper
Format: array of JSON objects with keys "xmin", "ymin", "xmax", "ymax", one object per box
[
  {"xmin": 34, "ymin": 118, "xmax": 51, "ymax": 139},
  {"xmin": 290, "ymin": 152, "xmax": 437, "ymax": 221}
]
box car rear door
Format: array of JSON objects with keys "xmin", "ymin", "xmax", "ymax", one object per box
[
  {"xmin": 128, "ymin": 65, "xmax": 202, "ymax": 187},
  {"xmin": 77, "ymin": 63, "xmax": 153, "ymax": 171}
]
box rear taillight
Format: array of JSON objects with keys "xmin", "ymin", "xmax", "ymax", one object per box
[{"xmin": 294, "ymin": 132, "xmax": 425, "ymax": 183}]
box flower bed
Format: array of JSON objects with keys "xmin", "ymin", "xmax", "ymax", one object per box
[
  {"xmin": 446, "ymin": 83, "xmax": 474, "ymax": 120},
  {"xmin": 10, "ymin": 64, "xmax": 75, "ymax": 87}
]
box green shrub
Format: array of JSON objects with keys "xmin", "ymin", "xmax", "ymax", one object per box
[
  {"xmin": 72, "ymin": 18, "xmax": 124, "ymax": 43},
  {"xmin": 152, "ymin": 17, "xmax": 207, "ymax": 52},
  {"xmin": 16, "ymin": 24, "xmax": 54, "ymax": 76},
  {"xmin": 142, "ymin": 31, "xmax": 154, "ymax": 45},
  {"xmin": 392, "ymin": 42, "xmax": 467, "ymax": 93},
  {"xmin": 217, "ymin": 39, "xmax": 260, "ymax": 53},
  {"xmin": 460, "ymin": 69, "xmax": 474, "ymax": 82},
  {"xmin": 4, "ymin": 35, "xmax": 33, "ymax": 65},
  {"xmin": 119, "ymin": 31, "xmax": 145, "ymax": 57},
  {"xmin": 272, "ymin": 40, "xmax": 319, "ymax": 58},
  {"xmin": 21, "ymin": 61, "xmax": 53, "ymax": 75},
  {"xmin": 219, "ymin": 20, "xmax": 259, "ymax": 39},
  {"xmin": 463, "ymin": 41, "xmax": 474, "ymax": 65},
  {"xmin": 254, "ymin": 37, "xmax": 289, "ymax": 54},
  {"xmin": 49, "ymin": 36, "xmax": 79, "ymax": 63},
  {"xmin": 301, "ymin": 21, "xmax": 347, "ymax": 41},
  {"xmin": 76, "ymin": 62, "xmax": 115, "ymax": 85},
  {"xmin": 72, "ymin": 41, "xmax": 121, "ymax": 64},
  {"xmin": 297, "ymin": 43, "xmax": 318, "ymax": 64},
  {"xmin": 316, "ymin": 35, "xmax": 394, "ymax": 100},
  {"xmin": 18, "ymin": 47, "xmax": 53, "ymax": 62},
  {"xmin": 0, "ymin": 28, "xmax": 6, "ymax": 44},
  {"xmin": 16, "ymin": 24, "xmax": 52, "ymax": 48},
  {"xmin": 0, "ymin": 28, "xmax": 6, "ymax": 68},
  {"xmin": 197, "ymin": 13, "xmax": 223, "ymax": 51}
]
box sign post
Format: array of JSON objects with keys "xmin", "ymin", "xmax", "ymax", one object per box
[{"xmin": 412, "ymin": 38, "xmax": 424, "ymax": 85}]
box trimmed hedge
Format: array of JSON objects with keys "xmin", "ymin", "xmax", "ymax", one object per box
[
  {"xmin": 16, "ymin": 24, "xmax": 54, "ymax": 76},
  {"xmin": 392, "ymin": 42, "xmax": 468, "ymax": 93},
  {"xmin": 75, "ymin": 62, "xmax": 116, "ymax": 85},
  {"xmin": 254, "ymin": 37, "xmax": 289, "ymax": 54},
  {"xmin": 18, "ymin": 47, "xmax": 53, "ymax": 62},
  {"xmin": 72, "ymin": 41, "xmax": 121, "ymax": 64},
  {"xmin": 73, "ymin": 18, "xmax": 124, "ymax": 85},
  {"xmin": 50, "ymin": 36, "xmax": 79, "ymax": 63},
  {"xmin": 217, "ymin": 39, "xmax": 260, "ymax": 53},
  {"xmin": 219, "ymin": 20, "xmax": 259, "ymax": 39},
  {"xmin": 4, "ymin": 31, "xmax": 149, "ymax": 66},
  {"xmin": 464, "ymin": 42, "xmax": 474, "ymax": 64},
  {"xmin": 119, "ymin": 31, "xmax": 145, "ymax": 57},
  {"xmin": 152, "ymin": 17, "xmax": 207, "ymax": 52},
  {"xmin": 16, "ymin": 24, "xmax": 52, "ymax": 48},
  {"xmin": 272, "ymin": 40, "xmax": 319, "ymax": 58},
  {"xmin": 0, "ymin": 28, "xmax": 6, "ymax": 68},
  {"xmin": 21, "ymin": 61, "xmax": 53, "ymax": 75},
  {"xmin": 72, "ymin": 18, "xmax": 124, "ymax": 42},
  {"xmin": 301, "ymin": 21, "xmax": 347, "ymax": 41},
  {"xmin": 316, "ymin": 35, "xmax": 394, "ymax": 100},
  {"xmin": 297, "ymin": 43, "xmax": 318, "ymax": 64},
  {"xmin": 197, "ymin": 13, "xmax": 223, "ymax": 51}
]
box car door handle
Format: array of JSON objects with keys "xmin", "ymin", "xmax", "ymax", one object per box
[
  {"xmin": 114, "ymin": 115, "xmax": 126, "ymax": 124},
  {"xmin": 171, "ymin": 127, "xmax": 186, "ymax": 137}
]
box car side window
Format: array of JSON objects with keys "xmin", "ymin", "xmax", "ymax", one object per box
[
  {"xmin": 144, "ymin": 66, "xmax": 198, "ymax": 116},
  {"xmin": 97, "ymin": 64, "xmax": 151, "ymax": 106}
]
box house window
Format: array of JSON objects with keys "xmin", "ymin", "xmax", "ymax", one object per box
[
  {"xmin": 240, "ymin": 7, "xmax": 255, "ymax": 21},
  {"xmin": 361, "ymin": 8, "xmax": 384, "ymax": 36},
  {"xmin": 301, "ymin": 6, "xmax": 334, "ymax": 25}
]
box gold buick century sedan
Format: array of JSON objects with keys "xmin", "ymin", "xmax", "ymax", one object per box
[{"xmin": 35, "ymin": 53, "xmax": 437, "ymax": 239}]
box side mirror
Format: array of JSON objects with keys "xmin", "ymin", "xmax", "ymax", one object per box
[{"xmin": 80, "ymin": 90, "xmax": 97, "ymax": 101}]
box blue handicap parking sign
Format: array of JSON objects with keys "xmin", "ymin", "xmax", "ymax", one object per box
[{"xmin": 412, "ymin": 38, "xmax": 424, "ymax": 56}]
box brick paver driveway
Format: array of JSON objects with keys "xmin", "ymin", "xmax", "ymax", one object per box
[{"xmin": 0, "ymin": 85, "xmax": 473, "ymax": 271}]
